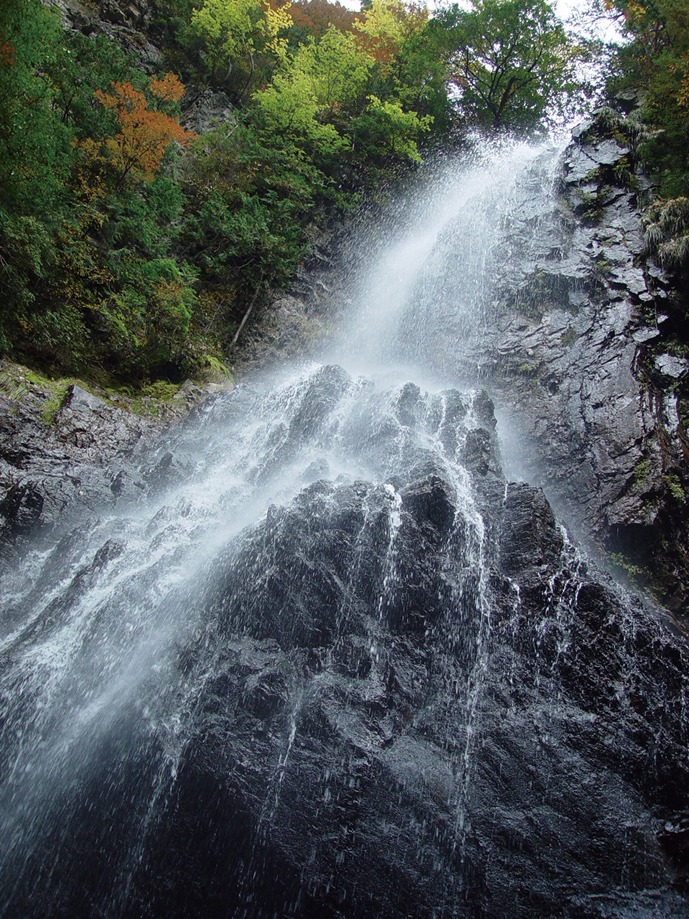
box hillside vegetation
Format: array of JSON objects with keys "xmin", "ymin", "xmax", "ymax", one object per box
[{"xmin": 0, "ymin": 0, "xmax": 687, "ymax": 388}]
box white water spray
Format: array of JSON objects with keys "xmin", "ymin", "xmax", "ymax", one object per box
[{"xmin": 0, "ymin": 139, "xmax": 569, "ymax": 918}]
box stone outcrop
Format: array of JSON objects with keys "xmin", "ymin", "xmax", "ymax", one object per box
[
  {"xmin": 0, "ymin": 374, "xmax": 151, "ymax": 547},
  {"xmin": 48, "ymin": 0, "xmax": 164, "ymax": 70},
  {"xmin": 454, "ymin": 111, "xmax": 687, "ymax": 611},
  {"xmin": 240, "ymin": 113, "xmax": 689, "ymax": 609},
  {"xmin": 0, "ymin": 364, "xmax": 231, "ymax": 554},
  {"xmin": 3, "ymin": 369, "xmax": 687, "ymax": 918}
]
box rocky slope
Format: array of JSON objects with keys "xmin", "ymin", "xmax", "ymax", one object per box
[
  {"xmin": 2, "ymin": 366, "xmax": 688, "ymax": 918},
  {"xmin": 0, "ymin": 362, "xmax": 231, "ymax": 562},
  {"xmin": 482, "ymin": 110, "xmax": 689, "ymax": 611},
  {"xmin": 243, "ymin": 110, "xmax": 689, "ymax": 612},
  {"xmin": 111, "ymin": 383, "xmax": 688, "ymax": 919}
]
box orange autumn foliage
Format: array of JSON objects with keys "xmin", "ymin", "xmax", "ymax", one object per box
[
  {"xmin": 149, "ymin": 72, "xmax": 186, "ymax": 104},
  {"xmin": 287, "ymin": 0, "xmax": 358, "ymax": 37},
  {"xmin": 0, "ymin": 37, "xmax": 16, "ymax": 66},
  {"xmin": 94, "ymin": 79, "xmax": 196, "ymax": 183}
]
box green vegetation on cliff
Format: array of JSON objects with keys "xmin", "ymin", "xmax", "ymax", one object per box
[
  {"xmin": 0, "ymin": 0, "xmax": 584, "ymax": 386},
  {"xmin": 601, "ymin": 0, "xmax": 689, "ymax": 343}
]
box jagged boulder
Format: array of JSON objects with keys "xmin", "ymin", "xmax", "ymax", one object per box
[
  {"xmin": 1, "ymin": 364, "xmax": 688, "ymax": 918},
  {"xmin": 20, "ymin": 464, "xmax": 684, "ymax": 919},
  {"xmin": 471, "ymin": 109, "xmax": 689, "ymax": 610},
  {"xmin": 0, "ymin": 375, "xmax": 151, "ymax": 543}
]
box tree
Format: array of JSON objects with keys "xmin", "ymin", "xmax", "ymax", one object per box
[
  {"xmin": 190, "ymin": 0, "xmax": 293, "ymax": 98},
  {"xmin": 287, "ymin": 0, "xmax": 358, "ymax": 41},
  {"xmin": 290, "ymin": 26, "xmax": 371, "ymax": 116},
  {"xmin": 0, "ymin": 0, "xmax": 75, "ymax": 337},
  {"xmin": 353, "ymin": 0, "xmax": 449, "ymax": 130},
  {"xmin": 433, "ymin": 0, "xmax": 578, "ymax": 132},
  {"xmin": 354, "ymin": 0, "xmax": 427, "ymax": 69},
  {"xmin": 91, "ymin": 77, "xmax": 196, "ymax": 185},
  {"xmin": 352, "ymin": 94, "xmax": 431, "ymax": 164},
  {"xmin": 0, "ymin": 0, "xmax": 73, "ymax": 216},
  {"xmin": 605, "ymin": 0, "xmax": 689, "ymax": 195}
]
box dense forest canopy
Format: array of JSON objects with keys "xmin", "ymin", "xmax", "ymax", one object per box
[{"xmin": 0, "ymin": 0, "xmax": 687, "ymax": 387}]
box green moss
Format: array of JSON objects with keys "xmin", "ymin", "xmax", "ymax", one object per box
[
  {"xmin": 196, "ymin": 354, "xmax": 233, "ymax": 383},
  {"xmin": 40, "ymin": 384, "xmax": 70, "ymax": 425},
  {"xmin": 0, "ymin": 364, "xmax": 72, "ymax": 424},
  {"xmin": 662, "ymin": 473, "xmax": 686, "ymax": 502},
  {"xmin": 141, "ymin": 380, "xmax": 179, "ymax": 403},
  {"xmin": 609, "ymin": 551, "xmax": 647, "ymax": 579},
  {"xmin": 633, "ymin": 458, "xmax": 652, "ymax": 486},
  {"xmin": 560, "ymin": 327, "xmax": 578, "ymax": 347},
  {"xmin": 516, "ymin": 362, "xmax": 539, "ymax": 377}
]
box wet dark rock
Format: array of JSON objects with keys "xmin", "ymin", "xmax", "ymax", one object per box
[
  {"xmin": 499, "ymin": 482, "xmax": 563, "ymax": 576},
  {"xmin": 0, "ymin": 374, "xmax": 154, "ymax": 542},
  {"xmin": 2, "ymin": 361, "xmax": 689, "ymax": 919},
  {"xmin": 0, "ymin": 483, "xmax": 44, "ymax": 534},
  {"xmin": 37, "ymin": 471, "xmax": 683, "ymax": 919},
  {"xmin": 449, "ymin": 111, "xmax": 689, "ymax": 610}
]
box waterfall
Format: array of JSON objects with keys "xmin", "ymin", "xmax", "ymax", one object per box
[{"xmin": 2, "ymin": 141, "xmax": 688, "ymax": 919}]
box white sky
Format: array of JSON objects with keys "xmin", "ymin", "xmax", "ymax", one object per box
[{"xmin": 333, "ymin": 0, "xmax": 622, "ymax": 43}]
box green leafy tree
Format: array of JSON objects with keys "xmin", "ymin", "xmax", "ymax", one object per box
[
  {"xmin": 354, "ymin": 0, "xmax": 427, "ymax": 71},
  {"xmin": 352, "ymin": 94, "xmax": 431, "ymax": 164},
  {"xmin": 95, "ymin": 257, "xmax": 199, "ymax": 380},
  {"xmin": 250, "ymin": 25, "xmax": 374, "ymax": 161},
  {"xmin": 179, "ymin": 122, "xmax": 327, "ymax": 343},
  {"xmin": 0, "ymin": 0, "xmax": 77, "ymax": 355},
  {"xmin": 606, "ymin": 0, "xmax": 689, "ymax": 195},
  {"xmin": 433, "ymin": 0, "xmax": 579, "ymax": 132},
  {"xmin": 0, "ymin": 0, "xmax": 73, "ymax": 217},
  {"xmin": 190, "ymin": 0, "xmax": 293, "ymax": 98},
  {"xmin": 252, "ymin": 22, "xmax": 431, "ymax": 170},
  {"xmin": 351, "ymin": 0, "xmax": 450, "ymax": 132}
]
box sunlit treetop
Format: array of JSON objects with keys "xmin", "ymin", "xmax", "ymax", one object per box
[
  {"xmin": 354, "ymin": 0, "xmax": 428, "ymax": 64},
  {"xmin": 433, "ymin": 0, "xmax": 581, "ymax": 132},
  {"xmin": 288, "ymin": 0, "xmax": 359, "ymax": 37}
]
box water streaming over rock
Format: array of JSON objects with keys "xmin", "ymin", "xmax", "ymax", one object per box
[{"xmin": 1, "ymin": 142, "xmax": 689, "ymax": 918}]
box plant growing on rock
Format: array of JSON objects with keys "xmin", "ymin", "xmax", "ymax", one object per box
[{"xmin": 644, "ymin": 197, "xmax": 689, "ymax": 272}]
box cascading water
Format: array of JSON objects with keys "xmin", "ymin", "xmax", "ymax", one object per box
[{"xmin": 2, "ymin": 142, "xmax": 689, "ymax": 919}]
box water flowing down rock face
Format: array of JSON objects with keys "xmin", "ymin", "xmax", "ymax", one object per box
[
  {"xmin": 1, "ymin": 139, "xmax": 689, "ymax": 919},
  {"xmin": 355, "ymin": 115, "xmax": 687, "ymax": 609}
]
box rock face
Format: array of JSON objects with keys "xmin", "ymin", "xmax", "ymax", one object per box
[
  {"xmin": 1, "ymin": 118, "xmax": 688, "ymax": 918},
  {"xmin": 48, "ymin": 0, "xmax": 164, "ymax": 70},
  {"xmin": 133, "ymin": 472, "xmax": 689, "ymax": 919},
  {"xmin": 1, "ymin": 365, "xmax": 687, "ymax": 918},
  {"xmin": 481, "ymin": 112, "xmax": 689, "ymax": 609},
  {"xmin": 362, "ymin": 111, "xmax": 687, "ymax": 611},
  {"xmin": 0, "ymin": 374, "xmax": 152, "ymax": 549},
  {"xmin": 0, "ymin": 363, "xmax": 233, "ymax": 551}
]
